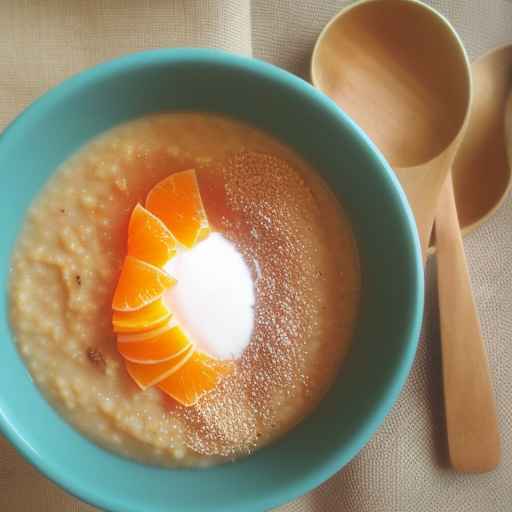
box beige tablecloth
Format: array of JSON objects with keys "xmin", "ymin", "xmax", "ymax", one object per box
[{"xmin": 1, "ymin": 1, "xmax": 512, "ymax": 511}]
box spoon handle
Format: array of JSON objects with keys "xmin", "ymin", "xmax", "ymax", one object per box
[{"xmin": 435, "ymin": 174, "xmax": 500, "ymax": 472}]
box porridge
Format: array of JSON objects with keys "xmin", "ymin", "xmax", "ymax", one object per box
[{"xmin": 9, "ymin": 113, "xmax": 360, "ymax": 467}]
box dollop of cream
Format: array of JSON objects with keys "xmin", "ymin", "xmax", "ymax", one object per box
[{"xmin": 164, "ymin": 233, "xmax": 255, "ymax": 360}]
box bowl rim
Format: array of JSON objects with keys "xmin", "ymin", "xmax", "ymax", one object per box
[{"xmin": 0, "ymin": 48, "xmax": 424, "ymax": 512}]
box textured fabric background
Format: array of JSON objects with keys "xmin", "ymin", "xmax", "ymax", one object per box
[{"xmin": 0, "ymin": 1, "xmax": 511, "ymax": 511}]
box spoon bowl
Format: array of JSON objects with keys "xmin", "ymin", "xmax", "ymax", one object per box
[
  {"xmin": 312, "ymin": 0, "xmax": 470, "ymax": 169},
  {"xmin": 453, "ymin": 45, "xmax": 512, "ymax": 234}
]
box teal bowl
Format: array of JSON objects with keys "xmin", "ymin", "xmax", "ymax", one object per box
[{"xmin": 0, "ymin": 49, "xmax": 423, "ymax": 511}]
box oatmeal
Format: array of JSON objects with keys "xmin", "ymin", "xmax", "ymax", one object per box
[{"xmin": 9, "ymin": 113, "xmax": 360, "ymax": 466}]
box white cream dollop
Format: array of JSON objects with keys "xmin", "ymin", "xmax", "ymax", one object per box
[{"xmin": 163, "ymin": 232, "xmax": 255, "ymax": 360}]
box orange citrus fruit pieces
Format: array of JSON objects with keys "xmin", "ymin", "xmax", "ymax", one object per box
[
  {"xmin": 158, "ymin": 351, "xmax": 234, "ymax": 406},
  {"xmin": 112, "ymin": 169, "xmax": 233, "ymax": 406},
  {"xmin": 127, "ymin": 204, "xmax": 177, "ymax": 267},
  {"xmin": 145, "ymin": 169, "xmax": 210, "ymax": 248},
  {"xmin": 125, "ymin": 344, "xmax": 194, "ymax": 390},
  {"xmin": 112, "ymin": 298, "xmax": 171, "ymax": 334},
  {"xmin": 112, "ymin": 256, "xmax": 175, "ymax": 312},
  {"xmin": 117, "ymin": 322, "xmax": 192, "ymax": 364}
]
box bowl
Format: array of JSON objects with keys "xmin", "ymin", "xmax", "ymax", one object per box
[{"xmin": 0, "ymin": 49, "xmax": 423, "ymax": 512}]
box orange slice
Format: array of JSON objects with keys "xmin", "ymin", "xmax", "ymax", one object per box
[
  {"xmin": 145, "ymin": 169, "xmax": 210, "ymax": 248},
  {"xmin": 127, "ymin": 204, "xmax": 177, "ymax": 267},
  {"xmin": 158, "ymin": 351, "xmax": 234, "ymax": 406},
  {"xmin": 112, "ymin": 298, "xmax": 171, "ymax": 334},
  {"xmin": 117, "ymin": 322, "xmax": 192, "ymax": 364},
  {"xmin": 112, "ymin": 256, "xmax": 175, "ymax": 312},
  {"xmin": 125, "ymin": 344, "xmax": 194, "ymax": 390}
]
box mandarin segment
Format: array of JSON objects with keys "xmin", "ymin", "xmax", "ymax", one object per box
[
  {"xmin": 145, "ymin": 169, "xmax": 210, "ymax": 248},
  {"xmin": 158, "ymin": 351, "xmax": 234, "ymax": 406},
  {"xmin": 112, "ymin": 256, "xmax": 175, "ymax": 312},
  {"xmin": 115, "ymin": 320, "xmax": 172, "ymax": 342},
  {"xmin": 127, "ymin": 204, "xmax": 177, "ymax": 267},
  {"xmin": 125, "ymin": 344, "xmax": 194, "ymax": 390},
  {"xmin": 117, "ymin": 322, "xmax": 192, "ymax": 364},
  {"xmin": 112, "ymin": 298, "xmax": 171, "ymax": 334}
]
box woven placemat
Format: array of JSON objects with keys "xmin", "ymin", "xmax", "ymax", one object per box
[{"xmin": 1, "ymin": 1, "xmax": 511, "ymax": 510}]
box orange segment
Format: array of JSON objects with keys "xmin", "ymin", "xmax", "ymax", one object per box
[
  {"xmin": 127, "ymin": 204, "xmax": 177, "ymax": 267},
  {"xmin": 112, "ymin": 256, "xmax": 175, "ymax": 312},
  {"xmin": 118, "ymin": 322, "xmax": 192, "ymax": 364},
  {"xmin": 158, "ymin": 351, "xmax": 234, "ymax": 406},
  {"xmin": 112, "ymin": 298, "xmax": 171, "ymax": 334},
  {"xmin": 125, "ymin": 345, "xmax": 194, "ymax": 390},
  {"xmin": 145, "ymin": 169, "xmax": 210, "ymax": 248},
  {"xmin": 116, "ymin": 321, "xmax": 172, "ymax": 342}
]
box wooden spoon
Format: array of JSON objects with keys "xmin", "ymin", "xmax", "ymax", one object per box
[
  {"xmin": 433, "ymin": 45, "xmax": 512, "ymax": 472},
  {"xmin": 311, "ymin": 0, "xmax": 500, "ymax": 472}
]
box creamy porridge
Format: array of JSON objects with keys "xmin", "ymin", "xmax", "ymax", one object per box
[{"xmin": 9, "ymin": 113, "xmax": 360, "ymax": 467}]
